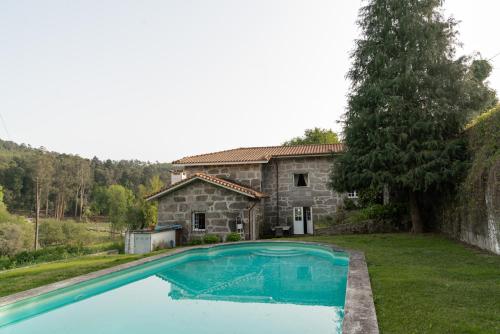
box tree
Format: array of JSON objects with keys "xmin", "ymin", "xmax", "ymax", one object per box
[
  {"xmin": 106, "ymin": 184, "xmax": 134, "ymax": 232},
  {"xmin": 136, "ymin": 175, "xmax": 164, "ymax": 229},
  {"xmin": 283, "ymin": 128, "xmax": 340, "ymax": 146},
  {"xmin": 74, "ymin": 159, "xmax": 92, "ymax": 220},
  {"xmin": 331, "ymin": 0, "xmax": 496, "ymax": 232}
]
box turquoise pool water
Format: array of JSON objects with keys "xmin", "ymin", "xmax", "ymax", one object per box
[{"xmin": 0, "ymin": 242, "xmax": 349, "ymax": 334}]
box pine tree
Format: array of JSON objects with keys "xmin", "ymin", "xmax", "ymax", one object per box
[{"xmin": 331, "ymin": 0, "xmax": 496, "ymax": 232}]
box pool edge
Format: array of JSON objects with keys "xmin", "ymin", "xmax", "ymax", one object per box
[
  {"xmin": 0, "ymin": 240, "xmax": 379, "ymax": 334},
  {"xmin": 342, "ymin": 250, "xmax": 379, "ymax": 334}
]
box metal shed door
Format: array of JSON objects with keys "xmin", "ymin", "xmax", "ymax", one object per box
[{"xmin": 133, "ymin": 234, "xmax": 151, "ymax": 254}]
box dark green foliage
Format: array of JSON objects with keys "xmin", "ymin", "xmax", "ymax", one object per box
[
  {"xmin": 331, "ymin": 0, "xmax": 496, "ymax": 231},
  {"xmin": 187, "ymin": 237, "xmax": 203, "ymax": 246},
  {"xmin": 283, "ymin": 128, "xmax": 340, "ymax": 146},
  {"xmin": 225, "ymin": 232, "xmax": 241, "ymax": 242},
  {"xmin": 362, "ymin": 203, "xmax": 407, "ymax": 223},
  {"xmin": 202, "ymin": 234, "xmax": 220, "ymax": 244},
  {"xmin": 430, "ymin": 105, "xmax": 500, "ymax": 234},
  {"xmin": 0, "ymin": 242, "xmax": 122, "ymax": 270},
  {"xmin": 0, "ymin": 138, "xmax": 171, "ymax": 217},
  {"xmin": 357, "ymin": 188, "xmax": 382, "ymax": 207},
  {"xmin": 342, "ymin": 198, "xmax": 359, "ymax": 211}
]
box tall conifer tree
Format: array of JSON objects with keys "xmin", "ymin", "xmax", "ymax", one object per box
[{"xmin": 332, "ymin": 0, "xmax": 496, "ymax": 232}]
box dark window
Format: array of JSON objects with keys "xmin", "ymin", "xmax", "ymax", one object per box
[
  {"xmin": 294, "ymin": 173, "xmax": 308, "ymax": 187},
  {"xmin": 193, "ymin": 212, "xmax": 206, "ymax": 231}
]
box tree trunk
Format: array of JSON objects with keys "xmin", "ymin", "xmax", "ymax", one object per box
[
  {"xmin": 61, "ymin": 198, "xmax": 65, "ymax": 219},
  {"xmin": 409, "ymin": 191, "xmax": 423, "ymax": 233},
  {"xmin": 45, "ymin": 194, "xmax": 49, "ymax": 218},
  {"xmin": 35, "ymin": 177, "xmax": 40, "ymax": 250},
  {"xmin": 79, "ymin": 186, "xmax": 85, "ymax": 221},
  {"xmin": 74, "ymin": 188, "xmax": 79, "ymax": 217}
]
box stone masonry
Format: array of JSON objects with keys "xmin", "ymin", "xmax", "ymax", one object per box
[
  {"xmin": 159, "ymin": 153, "xmax": 342, "ymax": 241},
  {"xmin": 182, "ymin": 164, "xmax": 263, "ymax": 191},
  {"xmin": 262, "ymin": 156, "xmax": 341, "ymax": 230},
  {"xmin": 157, "ymin": 180, "xmax": 262, "ymax": 242}
]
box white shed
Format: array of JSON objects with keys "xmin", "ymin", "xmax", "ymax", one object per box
[{"xmin": 125, "ymin": 225, "xmax": 182, "ymax": 254}]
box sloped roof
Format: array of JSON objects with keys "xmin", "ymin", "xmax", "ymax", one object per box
[
  {"xmin": 172, "ymin": 143, "xmax": 344, "ymax": 165},
  {"xmin": 145, "ymin": 173, "xmax": 267, "ymax": 201}
]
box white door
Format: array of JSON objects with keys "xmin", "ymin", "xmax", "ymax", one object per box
[
  {"xmin": 293, "ymin": 207, "xmax": 304, "ymax": 235},
  {"xmin": 133, "ymin": 234, "xmax": 151, "ymax": 254},
  {"xmin": 305, "ymin": 207, "xmax": 313, "ymax": 235}
]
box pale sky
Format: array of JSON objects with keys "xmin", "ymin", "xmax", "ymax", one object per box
[{"xmin": 1, "ymin": 0, "xmax": 499, "ymax": 162}]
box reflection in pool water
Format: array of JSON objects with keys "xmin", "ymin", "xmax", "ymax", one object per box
[{"xmin": 0, "ymin": 243, "xmax": 349, "ymax": 334}]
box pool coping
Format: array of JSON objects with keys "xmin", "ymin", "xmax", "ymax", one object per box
[{"xmin": 0, "ymin": 240, "xmax": 379, "ymax": 334}]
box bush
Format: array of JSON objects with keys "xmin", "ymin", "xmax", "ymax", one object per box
[
  {"xmin": 343, "ymin": 198, "xmax": 359, "ymax": 210},
  {"xmin": 0, "ymin": 242, "xmax": 123, "ymax": 270},
  {"xmin": 39, "ymin": 219, "xmax": 92, "ymax": 247},
  {"xmin": 202, "ymin": 234, "xmax": 220, "ymax": 244},
  {"xmin": 345, "ymin": 203, "xmax": 407, "ymax": 225},
  {"xmin": 188, "ymin": 237, "xmax": 203, "ymax": 246},
  {"xmin": 225, "ymin": 232, "xmax": 241, "ymax": 242},
  {"xmin": 0, "ymin": 223, "xmax": 26, "ymax": 256},
  {"xmin": 334, "ymin": 205, "xmax": 347, "ymax": 225},
  {"xmin": 0, "ymin": 220, "xmax": 33, "ymax": 256},
  {"xmin": 346, "ymin": 209, "xmax": 371, "ymax": 224}
]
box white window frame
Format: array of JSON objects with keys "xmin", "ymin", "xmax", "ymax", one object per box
[
  {"xmin": 293, "ymin": 173, "xmax": 309, "ymax": 187},
  {"xmin": 347, "ymin": 190, "xmax": 358, "ymax": 199},
  {"xmin": 192, "ymin": 212, "xmax": 206, "ymax": 231},
  {"xmin": 293, "ymin": 207, "xmax": 303, "ymax": 222}
]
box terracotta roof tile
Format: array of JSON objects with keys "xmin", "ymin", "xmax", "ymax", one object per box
[
  {"xmin": 145, "ymin": 173, "xmax": 267, "ymax": 201},
  {"xmin": 173, "ymin": 143, "xmax": 344, "ymax": 165}
]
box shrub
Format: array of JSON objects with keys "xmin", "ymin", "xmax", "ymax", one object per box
[
  {"xmin": 343, "ymin": 198, "xmax": 359, "ymax": 210},
  {"xmin": 0, "ymin": 223, "xmax": 26, "ymax": 256},
  {"xmin": 346, "ymin": 209, "xmax": 371, "ymax": 224},
  {"xmin": 203, "ymin": 234, "xmax": 220, "ymax": 244},
  {"xmin": 225, "ymin": 232, "xmax": 241, "ymax": 242},
  {"xmin": 0, "ymin": 209, "xmax": 33, "ymax": 256},
  {"xmin": 0, "ymin": 242, "xmax": 124, "ymax": 270},
  {"xmin": 39, "ymin": 219, "xmax": 92, "ymax": 247},
  {"xmin": 334, "ymin": 205, "xmax": 347, "ymax": 225},
  {"xmin": 188, "ymin": 237, "xmax": 203, "ymax": 246},
  {"xmin": 346, "ymin": 203, "xmax": 407, "ymax": 224}
]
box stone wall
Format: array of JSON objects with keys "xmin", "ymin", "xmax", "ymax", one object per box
[
  {"xmin": 435, "ymin": 106, "xmax": 500, "ymax": 254},
  {"xmin": 183, "ymin": 164, "xmax": 262, "ymax": 190},
  {"xmin": 261, "ymin": 156, "xmax": 342, "ymax": 232},
  {"xmin": 436, "ymin": 159, "xmax": 500, "ymax": 254},
  {"xmin": 157, "ymin": 180, "xmax": 262, "ymax": 242}
]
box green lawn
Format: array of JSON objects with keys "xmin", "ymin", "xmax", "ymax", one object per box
[
  {"xmin": 290, "ymin": 234, "xmax": 500, "ymax": 334},
  {"xmin": 0, "ymin": 255, "xmax": 141, "ymax": 297},
  {"xmin": 1, "ymin": 234, "xmax": 499, "ymax": 333}
]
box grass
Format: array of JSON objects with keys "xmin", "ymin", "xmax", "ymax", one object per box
[
  {"xmin": 1, "ymin": 234, "xmax": 499, "ymax": 333},
  {"xmin": 288, "ymin": 234, "xmax": 500, "ymax": 334},
  {"xmin": 0, "ymin": 249, "xmax": 171, "ymax": 298}
]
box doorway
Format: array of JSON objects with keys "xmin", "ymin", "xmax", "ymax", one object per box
[{"xmin": 293, "ymin": 207, "xmax": 313, "ymax": 235}]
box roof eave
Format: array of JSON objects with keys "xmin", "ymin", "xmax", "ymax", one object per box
[
  {"xmin": 172, "ymin": 160, "xmax": 269, "ymax": 167},
  {"xmin": 172, "ymin": 153, "xmax": 343, "ymax": 166},
  {"xmin": 146, "ymin": 176, "xmax": 267, "ymax": 201}
]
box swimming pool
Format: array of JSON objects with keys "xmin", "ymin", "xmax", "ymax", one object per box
[{"xmin": 0, "ymin": 242, "xmax": 349, "ymax": 334}]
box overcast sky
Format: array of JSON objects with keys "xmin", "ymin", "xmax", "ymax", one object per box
[{"xmin": 1, "ymin": 0, "xmax": 499, "ymax": 162}]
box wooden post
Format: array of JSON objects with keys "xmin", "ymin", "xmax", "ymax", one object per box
[{"xmin": 35, "ymin": 177, "xmax": 40, "ymax": 250}]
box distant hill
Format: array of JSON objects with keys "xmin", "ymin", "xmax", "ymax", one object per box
[{"xmin": 0, "ymin": 138, "xmax": 171, "ymax": 217}]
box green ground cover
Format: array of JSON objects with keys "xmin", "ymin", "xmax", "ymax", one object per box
[
  {"xmin": 291, "ymin": 234, "xmax": 500, "ymax": 334},
  {"xmin": 1, "ymin": 234, "xmax": 498, "ymax": 333}
]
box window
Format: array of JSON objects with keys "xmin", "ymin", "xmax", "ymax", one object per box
[
  {"xmin": 347, "ymin": 190, "xmax": 358, "ymax": 199},
  {"xmin": 192, "ymin": 212, "xmax": 206, "ymax": 231},
  {"xmin": 294, "ymin": 207, "xmax": 303, "ymax": 222},
  {"xmin": 293, "ymin": 173, "xmax": 308, "ymax": 187}
]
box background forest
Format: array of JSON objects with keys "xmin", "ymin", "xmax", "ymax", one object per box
[{"xmin": 0, "ymin": 139, "xmax": 171, "ymax": 229}]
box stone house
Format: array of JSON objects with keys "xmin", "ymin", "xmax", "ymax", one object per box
[{"xmin": 146, "ymin": 144, "xmax": 346, "ymax": 243}]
